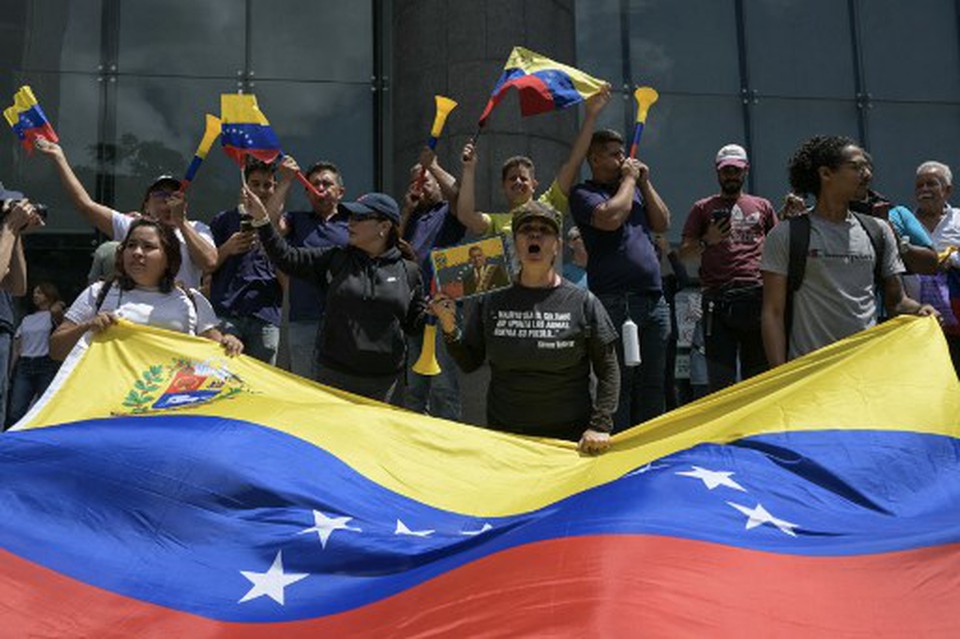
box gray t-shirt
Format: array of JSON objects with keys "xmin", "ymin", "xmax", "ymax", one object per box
[{"xmin": 761, "ymin": 212, "xmax": 904, "ymax": 359}]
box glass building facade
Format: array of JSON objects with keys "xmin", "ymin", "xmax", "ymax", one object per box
[
  {"xmin": 576, "ymin": 0, "xmax": 960, "ymax": 234},
  {"xmin": 1, "ymin": 0, "xmax": 383, "ymax": 301}
]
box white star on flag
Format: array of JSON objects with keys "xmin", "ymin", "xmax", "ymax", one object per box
[
  {"xmin": 727, "ymin": 502, "xmax": 799, "ymax": 537},
  {"xmin": 461, "ymin": 523, "xmax": 492, "ymax": 536},
  {"xmin": 395, "ymin": 519, "xmax": 434, "ymax": 537},
  {"xmin": 238, "ymin": 550, "xmax": 309, "ymax": 605},
  {"xmin": 676, "ymin": 466, "xmax": 746, "ymax": 491},
  {"xmin": 298, "ymin": 510, "xmax": 361, "ymax": 549}
]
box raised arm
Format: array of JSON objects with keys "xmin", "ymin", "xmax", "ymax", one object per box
[
  {"xmin": 267, "ymin": 156, "xmax": 301, "ymax": 236},
  {"xmin": 556, "ymin": 85, "xmax": 611, "ymax": 197},
  {"xmin": 35, "ymin": 138, "xmax": 116, "ymax": 237},
  {"xmin": 243, "ymin": 186, "xmax": 333, "ymax": 283},
  {"xmin": 167, "ymin": 192, "xmax": 216, "ymax": 273},
  {"xmin": 455, "ymin": 143, "xmax": 493, "ymax": 236},
  {"xmin": 0, "ymin": 201, "xmax": 43, "ymax": 296}
]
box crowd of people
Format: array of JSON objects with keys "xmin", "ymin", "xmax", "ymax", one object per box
[{"xmin": 0, "ymin": 94, "xmax": 956, "ymax": 450}]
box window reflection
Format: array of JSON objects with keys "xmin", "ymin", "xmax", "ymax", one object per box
[{"xmin": 117, "ymin": 0, "xmax": 244, "ymax": 76}]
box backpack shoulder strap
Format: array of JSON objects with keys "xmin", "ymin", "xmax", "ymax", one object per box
[
  {"xmin": 851, "ymin": 212, "xmax": 886, "ymax": 292},
  {"xmin": 94, "ymin": 279, "xmax": 115, "ymax": 313},
  {"xmin": 785, "ymin": 214, "xmax": 811, "ymax": 341},
  {"xmin": 787, "ymin": 214, "xmax": 811, "ymax": 293}
]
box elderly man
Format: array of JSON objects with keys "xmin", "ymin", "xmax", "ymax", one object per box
[{"xmin": 911, "ymin": 160, "xmax": 960, "ymax": 370}]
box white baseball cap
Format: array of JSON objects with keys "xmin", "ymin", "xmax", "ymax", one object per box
[{"xmin": 715, "ymin": 144, "xmax": 749, "ymax": 169}]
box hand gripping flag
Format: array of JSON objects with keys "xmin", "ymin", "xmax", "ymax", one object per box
[
  {"xmin": 3, "ymin": 86, "xmax": 59, "ymax": 152},
  {"xmin": 181, "ymin": 114, "xmax": 222, "ymax": 189},
  {"xmin": 478, "ymin": 47, "xmax": 606, "ymax": 126},
  {"xmin": 220, "ymin": 94, "xmax": 282, "ymax": 166},
  {"xmin": 1, "ymin": 316, "xmax": 959, "ymax": 637}
]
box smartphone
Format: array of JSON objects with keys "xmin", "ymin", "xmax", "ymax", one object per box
[
  {"xmin": 711, "ymin": 209, "xmax": 731, "ymax": 224},
  {"xmin": 34, "ymin": 204, "xmax": 48, "ymax": 221},
  {"xmin": 240, "ymin": 217, "xmax": 254, "ymax": 232}
]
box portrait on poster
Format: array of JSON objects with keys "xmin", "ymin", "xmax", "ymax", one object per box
[{"xmin": 430, "ymin": 237, "xmax": 514, "ymax": 300}]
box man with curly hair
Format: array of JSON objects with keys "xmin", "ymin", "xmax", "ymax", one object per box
[{"xmin": 760, "ymin": 135, "xmax": 936, "ymax": 366}]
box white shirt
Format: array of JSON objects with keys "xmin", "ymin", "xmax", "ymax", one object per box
[
  {"xmin": 110, "ymin": 211, "xmax": 214, "ymax": 290},
  {"xmin": 65, "ymin": 281, "xmax": 218, "ymax": 337},
  {"xmin": 930, "ymin": 205, "xmax": 960, "ymax": 269},
  {"xmin": 15, "ymin": 311, "xmax": 53, "ymax": 357}
]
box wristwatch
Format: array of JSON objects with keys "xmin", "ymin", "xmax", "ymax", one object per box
[{"xmin": 897, "ymin": 235, "xmax": 911, "ymax": 257}]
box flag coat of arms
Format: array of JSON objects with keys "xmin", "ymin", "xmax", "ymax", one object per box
[{"xmin": 0, "ymin": 317, "xmax": 958, "ymax": 637}]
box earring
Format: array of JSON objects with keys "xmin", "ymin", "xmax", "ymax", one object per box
[{"xmin": 379, "ymin": 231, "xmax": 385, "ymax": 238}]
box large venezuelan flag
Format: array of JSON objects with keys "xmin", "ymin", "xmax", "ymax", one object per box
[
  {"xmin": 1, "ymin": 317, "xmax": 959, "ymax": 637},
  {"xmin": 478, "ymin": 46, "xmax": 607, "ymax": 125}
]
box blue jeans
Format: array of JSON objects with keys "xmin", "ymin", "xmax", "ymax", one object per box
[
  {"xmin": 7, "ymin": 354, "xmax": 58, "ymax": 428},
  {"xmin": 287, "ymin": 319, "xmax": 319, "ymax": 379},
  {"xmin": 598, "ymin": 292, "xmax": 670, "ymax": 432},
  {"xmin": 220, "ymin": 315, "xmax": 280, "ymax": 365},
  {"xmin": 405, "ymin": 326, "xmax": 461, "ymax": 421}
]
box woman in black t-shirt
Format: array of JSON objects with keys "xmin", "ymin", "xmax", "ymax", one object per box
[{"xmin": 431, "ymin": 202, "xmax": 620, "ymax": 454}]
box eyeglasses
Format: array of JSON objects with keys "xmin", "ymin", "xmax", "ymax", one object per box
[
  {"xmin": 842, "ymin": 160, "xmax": 871, "ymax": 173},
  {"xmin": 148, "ymin": 190, "xmax": 176, "ymax": 200}
]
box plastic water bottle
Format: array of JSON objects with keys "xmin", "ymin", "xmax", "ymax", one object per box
[{"xmin": 622, "ymin": 317, "xmax": 641, "ymax": 367}]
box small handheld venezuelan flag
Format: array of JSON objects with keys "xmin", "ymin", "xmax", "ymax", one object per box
[
  {"xmin": 181, "ymin": 114, "xmax": 221, "ymax": 190},
  {"xmin": 220, "ymin": 93, "xmax": 323, "ymax": 200},
  {"xmin": 478, "ymin": 47, "xmax": 606, "ymax": 127},
  {"xmin": 628, "ymin": 86, "xmax": 659, "ymax": 159},
  {"xmin": 220, "ymin": 94, "xmax": 282, "ymax": 166},
  {"xmin": 3, "ymin": 86, "xmax": 59, "ymax": 152}
]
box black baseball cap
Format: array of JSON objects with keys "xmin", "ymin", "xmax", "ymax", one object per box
[{"xmin": 339, "ymin": 192, "xmax": 400, "ymax": 224}]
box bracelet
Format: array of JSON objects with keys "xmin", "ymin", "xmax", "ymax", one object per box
[
  {"xmin": 250, "ymin": 217, "xmax": 270, "ymax": 228},
  {"xmin": 441, "ymin": 326, "xmax": 462, "ymax": 343}
]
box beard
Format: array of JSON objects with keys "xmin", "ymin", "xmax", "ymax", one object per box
[{"xmin": 720, "ymin": 179, "xmax": 742, "ymax": 196}]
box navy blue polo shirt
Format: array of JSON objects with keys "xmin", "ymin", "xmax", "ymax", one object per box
[
  {"xmin": 402, "ymin": 201, "xmax": 466, "ymax": 281},
  {"xmin": 209, "ymin": 208, "xmax": 282, "ymax": 326},
  {"xmin": 283, "ymin": 209, "xmax": 349, "ymax": 321},
  {"xmin": 569, "ymin": 180, "xmax": 662, "ymax": 295}
]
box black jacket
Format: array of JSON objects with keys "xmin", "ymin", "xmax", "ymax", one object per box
[{"xmin": 259, "ymin": 224, "xmax": 425, "ymax": 376}]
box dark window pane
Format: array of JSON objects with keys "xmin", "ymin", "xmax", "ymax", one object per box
[
  {"xmin": 7, "ymin": 73, "xmax": 102, "ymax": 234},
  {"xmin": 113, "ymin": 77, "xmax": 241, "ymax": 223},
  {"xmin": 117, "ymin": 0, "xmax": 244, "ymax": 77},
  {"xmin": 249, "ymin": 1, "xmax": 373, "ymax": 82},
  {"xmin": 866, "ymin": 103, "xmax": 960, "ymax": 207},
  {"xmin": 750, "ymin": 98, "xmax": 860, "ymax": 202},
  {"xmin": 744, "ymin": 0, "xmax": 855, "ymax": 99},
  {"xmin": 17, "ymin": 0, "xmax": 101, "ymax": 74},
  {"xmin": 860, "ymin": 0, "xmax": 960, "ymax": 102},
  {"xmin": 253, "ymin": 81, "xmax": 375, "ymax": 211},
  {"xmin": 627, "ymin": 0, "xmax": 741, "ymax": 95},
  {"xmin": 575, "ymin": 0, "xmax": 623, "ymax": 87}
]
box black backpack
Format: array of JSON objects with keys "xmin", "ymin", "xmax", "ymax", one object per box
[{"xmin": 785, "ymin": 212, "xmax": 886, "ymax": 334}]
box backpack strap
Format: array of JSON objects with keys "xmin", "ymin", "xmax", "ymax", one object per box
[
  {"xmin": 94, "ymin": 279, "xmax": 115, "ymax": 313},
  {"xmin": 785, "ymin": 214, "xmax": 811, "ymax": 340},
  {"xmin": 850, "ymin": 212, "xmax": 886, "ymax": 294}
]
